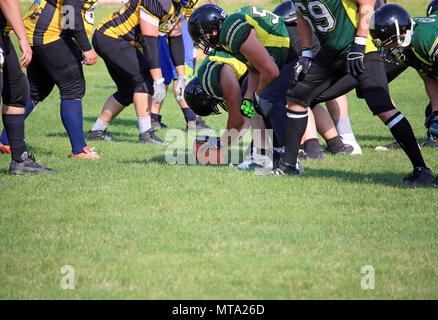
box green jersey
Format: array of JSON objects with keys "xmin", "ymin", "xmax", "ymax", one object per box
[
  {"xmin": 292, "ymin": 0, "xmax": 377, "ymax": 56},
  {"xmin": 395, "ymin": 17, "xmax": 438, "ymax": 80},
  {"xmin": 219, "ymin": 5, "xmax": 290, "ymax": 69},
  {"xmin": 197, "ymin": 51, "xmax": 248, "ymax": 100}
]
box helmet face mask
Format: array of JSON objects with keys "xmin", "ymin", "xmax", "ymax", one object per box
[
  {"xmin": 188, "ymin": 4, "xmax": 228, "ymax": 55},
  {"xmin": 370, "ymin": 4, "xmax": 414, "ymax": 54},
  {"xmin": 184, "ymin": 78, "xmax": 226, "ymax": 117}
]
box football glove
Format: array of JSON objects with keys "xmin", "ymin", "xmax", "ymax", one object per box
[
  {"xmin": 193, "ymin": 135, "xmax": 224, "ymax": 165},
  {"xmin": 346, "ymin": 37, "xmax": 366, "ymax": 77},
  {"xmin": 240, "ymin": 99, "xmax": 255, "ymax": 119},
  {"xmin": 175, "ymin": 75, "xmax": 186, "ymax": 101},
  {"xmin": 292, "ymin": 48, "xmax": 313, "ymax": 86},
  {"xmin": 152, "ymin": 78, "xmax": 167, "ymax": 103}
]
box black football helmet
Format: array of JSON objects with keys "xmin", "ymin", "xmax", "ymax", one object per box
[
  {"xmin": 427, "ymin": 0, "xmax": 438, "ymax": 16},
  {"xmin": 370, "ymin": 4, "xmax": 414, "ymax": 53},
  {"xmin": 272, "ymin": 1, "xmax": 297, "ymax": 26},
  {"xmin": 184, "ymin": 78, "xmax": 227, "ymax": 116},
  {"xmin": 188, "ymin": 4, "xmax": 228, "ymax": 54}
]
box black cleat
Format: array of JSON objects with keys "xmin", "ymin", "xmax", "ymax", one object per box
[
  {"xmin": 186, "ymin": 117, "xmax": 217, "ymax": 132},
  {"xmin": 420, "ymin": 137, "xmax": 438, "ymax": 148},
  {"xmin": 138, "ymin": 128, "xmax": 168, "ymax": 145},
  {"xmin": 375, "ymin": 141, "xmax": 402, "ymax": 151},
  {"xmin": 324, "ymin": 143, "xmax": 353, "ymax": 155},
  {"xmin": 402, "ymin": 167, "xmax": 438, "ymax": 188},
  {"xmin": 8, "ymin": 152, "xmax": 57, "ymax": 175},
  {"xmin": 272, "ymin": 157, "xmax": 304, "ymax": 176},
  {"xmin": 151, "ymin": 115, "xmax": 168, "ymax": 129},
  {"xmin": 298, "ymin": 149, "xmax": 325, "ymax": 160},
  {"xmin": 87, "ymin": 130, "xmax": 120, "ymax": 142}
]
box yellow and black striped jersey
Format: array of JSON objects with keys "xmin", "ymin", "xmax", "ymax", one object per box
[
  {"xmin": 24, "ymin": 0, "xmax": 91, "ymax": 49},
  {"xmin": 97, "ymin": 0, "xmax": 194, "ymax": 45}
]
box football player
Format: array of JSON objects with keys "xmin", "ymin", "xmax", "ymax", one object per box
[
  {"xmin": 150, "ymin": 0, "xmax": 215, "ymax": 131},
  {"xmin": 87, "ymin": 0, "xmax": 197, "ymax": 144},
  {"xmin": 0, "ymin": 0, "xmax": 56, "ymax": 174},
  {"xmin": 371, "ymin": 4, "xmax": 438, "ymax": 150},
  {"xmin": 281, "ymin": 0, "xmax": 437, "ymax": 187},
  {"xmin": 16, "ymin": 0, "xmax": 99, "ymax": 159}
]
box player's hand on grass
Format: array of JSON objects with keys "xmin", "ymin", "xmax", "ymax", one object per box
[
  {"xmin": 175, "ymin": 75, "xmax": 186, "ymax": 101},
  {"xmin": 152, "ymin": 78, "xmax": 167, "ymax": 103},
  {"xmin": 240, "ymin": 99, "xmax": 255, "ymax": 119},
  {"xmin": 193, "ymin": 135, "xmax": 225, "ymax": 165},
  {"xmin": 18, "ymin": 38, "xmax": 32, "ymax": 68},
  {"xmin": 292, "ymin": 48, "xmax": 313, "ymax": 86},
  {"xmin": 82, "ymin": 49, "xmax": 98, "ymax": 65},
  {"xmin": 346, "ymin": 37, "xmax": 366, "ymax": 77}
]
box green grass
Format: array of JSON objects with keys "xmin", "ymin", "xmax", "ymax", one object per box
[{"xmin": 0, "ymin": 0, "xmax": 437, "ymax": 299}]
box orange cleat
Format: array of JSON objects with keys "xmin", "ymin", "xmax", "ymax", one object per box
[
  {"xmin": 69, "ymin": 146, "xmax": 101, "ymax": 159},
  {"xmin": 0, "ymin": 142, "xmax": 11, "ymax": 154}
]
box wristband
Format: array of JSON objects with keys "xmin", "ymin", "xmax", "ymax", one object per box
[
  {"xmin": 354, "ymin": 36, "xmax": 367, "ymax": 46},
  {"xmin": 154, "ymin": 77, "xmax": 165, "ymax": 84},
  {"xmin": 301, "ymin": 48, "xmax": 313, "ymax": 58}
]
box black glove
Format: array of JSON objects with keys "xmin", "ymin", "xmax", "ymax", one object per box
[
  {"xmin": 292, "ymin": 48, "xmax": 313, "ymax": 86},
  {"xmin": 346, "ymin": 37, "xmax": 366, "ymax": 77}
]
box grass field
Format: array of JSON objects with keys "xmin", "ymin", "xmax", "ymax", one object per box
[{"xmin": 0, "ymin": 0, "xmax": 437, "ymax": 299}]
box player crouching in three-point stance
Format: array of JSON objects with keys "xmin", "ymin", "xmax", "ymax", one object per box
[
  {"xmin": 282, "ymin": 0, "xmax": 437, "ymax": 187},
  {"xmin": 0, "ymin": 0, "xmax": 55, "ymax": 174},
  {"xmin": 370, "ymin": 3, "xmax": 438, "ymax": 149}
]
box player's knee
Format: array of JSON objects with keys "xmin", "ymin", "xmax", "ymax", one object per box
[
  {"xmin": 59, "ymin": 80, "xmax": 85, "ymax": 100},
  {"xmin": 113, "ymin": 91, "xmax": 133, "ymax": 107},
  {"xmin": 363, "ymin": 89, "xmax": 395, "ymax": 116},
  {"xmin": 3, "ymin": 73, "xmax": 29, "ymax": 108}
]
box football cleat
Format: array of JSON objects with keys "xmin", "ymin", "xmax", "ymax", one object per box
[
  {"xmin": 236, "ymin": 153, "xmax": 273, "ymax": 170},
  {"xmin": 138, "ymin": 128, "xmax": 168, "ymax": 145},
  {"xmin": 70, "ymin": 146, "xmax": 101, "ymax": 159},
  {"xmin": 9, "ymin": 151, "xmax": 57, "ymax": 175},
  {"xmin": 151, "ymin": 115, "xmax": 168, "ymax": 129},
  {"xmin": 0, "ymin": 142, "xmax": 11, "ymax": 154},
  {"xmin": 186, "ymin": 117, "xmax": 217, "ymax": 132},
  {"xmin": 87, "ymin": 130, "xmax": 120, "ymax": 142},
  {"xmin": 374, "ymin": 141, "xmax": 402, "ymax": 151},
  {"xmin": 402, "ymin": 167, "xmax": 438, "ymax": 188},
  {"xmin": 298, "ymin": 149, "xmax": 325, "ymax": 160},
  {"xmin": 324, "ymin": 143, "xmax": 354, "ymax": 155},
  {"xmin": 420, "ymin": 137, "xmax": 438, "ymax": 148},
  {"xmin": 341, "ymin": 137, "xmax": 362, "ymax": 155},
  {"xmin": 271, "ymin": 157, "xmax": 304, "ymax": 176}
]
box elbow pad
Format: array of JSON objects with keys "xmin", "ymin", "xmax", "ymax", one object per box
[
  {"xmin": 168, "ymin": 35, "xmax": 185, "ymax": 67},
  {"xmin": 141, "ymin": 36, "xmax": 161, "ymax": 69}
]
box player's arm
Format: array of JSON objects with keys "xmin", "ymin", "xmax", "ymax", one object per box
[
  {"xmin": 139, "ymin": 3, "xmax": 167, "ymax": 102},
  {"xmin": 346, "ymin": 0, "xmax": 375, "ymax": 76},
  {"xmin": 239, "ymin": 29, "xmax": 279, "ymax": 97},
  {"xmin": 419, "ymin": 73, "xmax": 438, "ymax": 111},
  {"xmin": 296, "ymin": 11, "xmax": 314, "ymax": 51},
  {"xmin": 220, "ymin": 65, "xmax": 250, "ymax": 147},
  {"xmin": 64, "ymin": 0, "xmax": 96, "ymax": 65},
  {"xmin": 169, "ymin": 20, "xmax": 186, "ymax": 100},
  {"xmin": 0, "ymin": 0, "xmax": 31, "ymax": 67}
]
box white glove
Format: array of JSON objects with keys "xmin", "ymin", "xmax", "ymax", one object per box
[
  {"xmin": 175, "ymin": 75, "xmax": 186, "ymax": 101},
  {"xmin": 152, "ymin": 78, "xmax": 167, "ymax": 103}
]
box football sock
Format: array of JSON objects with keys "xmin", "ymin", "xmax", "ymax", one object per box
[
  {"xmin": 385, "ymin": 112, "xmax": 426, "ymax": 169},
  {"xmin": 284, "ymin": 110, "xmax": 308, "ymax": 165},
  {"xmin": 91, "ymin": 117, "xmax": 109, "ymax": 132},
  {"xmin": 2, "ymin": 114, "xmax": 27, "ymax": 162},
  {"xmin": 268, "ymin": 107, "xmax": 286, "ymax": 147},
  {"xmin": 334, "ymin": 117, "xmax": 356, "ymax": 142},
  {"xmin": 138, "ymin": 116, "xmax": 151, "ymax": 133},
  {"xmin": 151, "ymin": 113, "xmax": 160, "ymax": 121},
  {"xmin": 304, "ymin": 138, "xmax": 321, "ymax": 158},
  {"xmin": 182, "ymin": 107, "xmax": 197, "ymax": 122},
  {"xmin": 326, "ymin": 135, "xmax": 345, "ymax": 152},
  {"xmin": 0, "ymin": 99, "xmax": 35, "ymax": 146},
  {"xmin": 60, "ymin": 99, "xmax": 87, "ymax": 155}
]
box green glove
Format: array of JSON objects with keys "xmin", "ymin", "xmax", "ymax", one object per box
[{"xmin": 240, "ymin": 99, "xmax": 255, "ymax": 119}]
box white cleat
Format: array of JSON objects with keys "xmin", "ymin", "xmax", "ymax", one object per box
[{"xmin": 341, "ymin": 138, "xmax": 362, "ymax": 155}]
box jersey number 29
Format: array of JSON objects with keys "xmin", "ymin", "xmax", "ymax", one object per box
[{"xmin": 295, "ymin": 1, "xmax": 335, "ymax": 33}]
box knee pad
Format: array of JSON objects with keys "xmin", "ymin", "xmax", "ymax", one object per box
[
  {"xmin": 59, "ymin": 80, "xmax": 85, "ymax": 100},
  {"xmin": 113, "ymin": 91, "xmax": 133, "ymax": 106},
  {"xmin": 363, "ymin": 88, "xmax": 395, "ymax": 115},
  {"xmin": 2, "ymin": 73, "xmax": 29, "ymax": 108}
]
